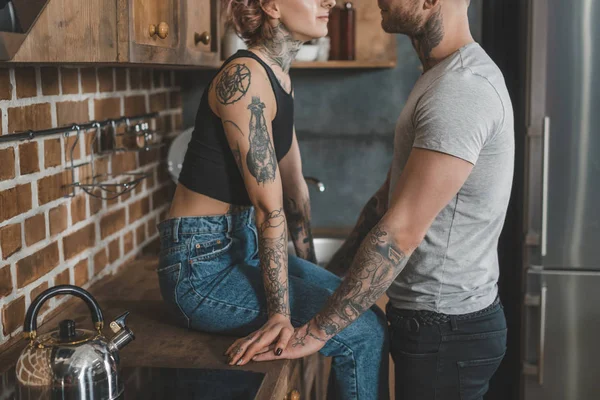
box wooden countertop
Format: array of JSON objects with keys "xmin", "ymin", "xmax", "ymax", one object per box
[{"xmin": 0, "ymin": 257, "xmax": 306, "ymax": 399}]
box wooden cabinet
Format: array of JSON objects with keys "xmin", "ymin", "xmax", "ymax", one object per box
[{"xmin": 1, "ymin": 0, "xmax": 220, "ymax": 67}]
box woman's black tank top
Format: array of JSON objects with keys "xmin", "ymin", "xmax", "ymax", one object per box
[{"xmin": 178, "ymin": 50, "xmax": 294, "ymax": 205}]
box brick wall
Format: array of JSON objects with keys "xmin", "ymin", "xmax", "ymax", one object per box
[{"xmin": 0, "ymin": 66, "xmax": 181, "ymax": 348}]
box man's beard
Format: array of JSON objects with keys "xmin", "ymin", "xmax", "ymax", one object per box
[{"xmin": 381, "ymin": 6, "xmax": 423, "ymax": 35}]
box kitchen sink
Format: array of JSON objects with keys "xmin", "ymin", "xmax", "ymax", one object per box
[{"xmin": 288, "ymin": 237, "xmax": 345, "ymax": 266}]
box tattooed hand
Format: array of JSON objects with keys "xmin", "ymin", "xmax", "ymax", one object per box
[{"xmin": 251, "ymin": 321, "xmax": 327, "ymax": 362}]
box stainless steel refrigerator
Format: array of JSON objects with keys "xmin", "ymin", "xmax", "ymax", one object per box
[{"xmin": 522, "ymin": 1, "xmax": 600, "ymax": 399}]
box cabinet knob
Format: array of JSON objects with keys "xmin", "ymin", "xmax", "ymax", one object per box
[
  {"xmin": 195, "ymin": 31, "xmax": 211, "ymax": 45},
  {"xmin": 285, "ymin": 389, "xmax": 300, "ymax": 400},
  {"xmin": 149, "ymin": 22, "xmax": 169, "ymax": 39}
]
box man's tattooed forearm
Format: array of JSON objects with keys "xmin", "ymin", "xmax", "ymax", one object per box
[
  {"xmin": 315, "ymin": 224, "xmax": 407, "ymax": 337},
  {"xmin": 216, "ymin": 63, "xmax": 251, "ymax": 105},
  {"xmin": 259, "ymin": 208, "xmax": 290, "ymax": 317},
  {"xmin": 411, "ymin": 6, "xmax": 444, "ymax": 70},
  {"xmin": 284, "ymin": 197, "xmax": 317, "ymax": 263},
  {"xmin": 290, "ymin": 321, "xmax": 327, "ymax": 348},
  {"xmin": 246, "ymin": 96, "xmax": 277, "ymax": 185},
  {"xmin": 327, "ymin": 192, "xmax": 386, "ymax": 274}
]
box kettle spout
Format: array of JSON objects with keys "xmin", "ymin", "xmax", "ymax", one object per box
[{"xmin": 108, "ymin": 311, "xmax": 135, "ymax": 352}]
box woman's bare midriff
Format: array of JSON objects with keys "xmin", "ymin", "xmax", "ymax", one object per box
[{"xmin": 167, "ymin": 184, "xmax": 250, "ymax": 218}]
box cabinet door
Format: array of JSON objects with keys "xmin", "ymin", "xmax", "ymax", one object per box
[
  {"xmin": 129, "ymin": 0, "xmax": 180, "ymax": 64},
  {"xmin": 181, "ymin": 0, "xmax": 220, "ymax": 66}
]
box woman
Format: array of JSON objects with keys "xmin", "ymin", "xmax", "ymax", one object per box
[{"xmin": 157, "ymin": 0, "xmax": 389, "ymax": 398}]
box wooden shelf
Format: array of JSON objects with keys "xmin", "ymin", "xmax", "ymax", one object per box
[{"xmin": 291, "ymin": 60, "xmax": 396, "ymax": 69}]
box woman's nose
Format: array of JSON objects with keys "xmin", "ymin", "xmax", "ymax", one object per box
[{"xmin": 322, "ymin": 0, "xmax": 336, "ymax": 9}]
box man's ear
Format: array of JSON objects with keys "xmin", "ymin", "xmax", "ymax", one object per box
[
  {"xmin": 423, "ymin": 0, "xmax": 441, "ymax": 10},
  {"xmin": 262, "ymin": 1, "xmax": 281, "ymax": 19}
]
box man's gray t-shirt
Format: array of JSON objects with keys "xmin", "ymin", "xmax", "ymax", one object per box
[{"xmin": 387, "ymin": 42, "xmax": 514, "ymax": 315}]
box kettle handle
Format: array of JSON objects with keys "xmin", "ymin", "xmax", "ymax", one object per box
[{"xmin": 23, "ymin": 285, "xmax": 104, "ymax": 339}]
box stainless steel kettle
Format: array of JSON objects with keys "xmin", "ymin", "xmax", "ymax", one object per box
[{"xmin": 15, "ymin": 285, "xmax": 135, "ymax": 400}]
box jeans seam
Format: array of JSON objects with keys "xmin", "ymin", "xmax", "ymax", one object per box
[
  {"xmin": 325, "ymin": 336, "xmax": 359, "ymax": 398},
  {"xmin": 173, "ymin": 263, "xmax": 190, "ymax": 328}
]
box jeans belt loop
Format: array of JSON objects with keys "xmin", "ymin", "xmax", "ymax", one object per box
[
  {"xmin": 172, "ymin": 218, "xmax": 180, "ymax": 243},
  {"xmin": 450, "ymin": 315, "xmax": 459, "ymax": 331}
]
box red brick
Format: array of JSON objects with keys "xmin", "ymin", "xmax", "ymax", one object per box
[
  {"xmin": 48, "ymin": 204, "xmax": 67, "ymax": 236},
  {"xmin": 63, "ymin": 224, "xmax": 95, "ymax": 260},
  {"xmin": 111, "ymin": 152, "xmax": 137, "ymax": 175},
  {"xmin": 0, "ymin": 148, "xmax": 16, "ymax": 181},
  {"xmin": 152, "ymin": 185, "xmax": 171, "ymax": 209},
  {"xmin": 0, "ymin": 184, "xmax": 32, "ymax": 223},
  {"xmin": 0, "ymin": 266, "xmax": 12, "ymax": 297},
  {"xmin": 40, "ymin": 67, "xmax": 60, "ymax": 95},
  {"xmin": 89, "ymin": 189, "xmax": 103, "ymax": 215},
  {"xmin": 136, "ymin": 224, "xmax": 146, "ymax": 246},
  {"xmin": 61, "ymin": 67, "xmax": 79, "ymax": 94},
  {"xmin": 14, "ymin": 67, "xmax": 37, "ymax": 98},
  {"xmin": 128, "ymin": 197, "xmax": 150, "ymax": 223},
  {"xmin": 94, "ymin": 249, "xmax": 108, "ymax": 275},
  {"xmin": 94, "ymin": 97, "xmax": 121, "ymax": 121},
  {"xmin": 24, "ymin": 214, "xmax": 46, "ymax": 246},
  {"xmin": 149, "ymin": 93, "xmax": 167, "ymax": 113},
  {"xmin": 70, "ymin": 195, "xmax": 87, "ymax": 224},
  {"xmin": 80, "ymin": 68, "xmax": 97, "ymax": 93},
  {"xmin": 8, "ymin": 103, "xmax": 52, "ymax": 133},
  {"xmin": 100, "ymin": 208, "xmax": 126, "ymax": 239},
  {"xmin": 125, "ymin": 95, "xmax": 146, "ymax": 116},
  {"xmin": 54, "ymin": 268, "xmax": 70, "ymax": 286},
  {"xmin": 16, "ymin": 242, "xmax": 59, "ymax": 288},
  {"xmin": 170, "ymin": 91, "xmax": 182, "ymax": 109},
  {"xmin": 145, "ymin": 172, "xmax": 156, "ymax": 190},
  {"xmin": 38, "ymin": 171, "xmax": 71, "ymax": 205},
  {"xmin": 44, "ymin": 138, "xmax": 62, "ymax": 169},
  {"xmin": 2, "ymin": 296, "xmax": 25, "ymax": 335},
  {"xmin": 147, "ymin": 217, "xmax": 157, "ymax": 238},
  {"xmin": 0, "ymin": 224, "xmax": 21, "ymax": 260},
  {"xmin": 141, "ymin": 70, "xmax": 152, "ymax": 89},
  {"xmin": 164, "ymin": 71, "xmax": 172, "ymax": 87},
  {"xmin": 123, "ymin": 231, "xmax": 134, "ymax": 254},
  {"xmin": 30, "ymin": 281, "xmax": 50, "ymax": 313},
  {"xmin": 173, "ymin": 113, "xmax": 183, "ymax": 130},
  {"xmin": 57, "ymin": 100, "xmax": 89, "ymax": 127},
  {"xmin": 97, "ymin": 68, "xmax": 114, "ymax": 92},
  {"xmin": 18, "ymin": 141, "xmax": 40, "ymax": 175},
  {"xmin": 0, "ymin": 68, "xmax": 12, "ymax": 100},
  {"xmin": 108, "ymin": 239, "xmax": 120, "ymax": 263},
  {"xmin": 74, "ymin": 259, "xmax": 88, "ymax": 286},
  {"xmin": 152, "ymin": 70, "xmax": 163, "ymax": 88},
  {"xmin": 115, "ymin": 68, "xmax": 127, "ymax": 91},
  {"xmin": 129, "ymin": 69, "xmax": 141, "ymax": 89}
]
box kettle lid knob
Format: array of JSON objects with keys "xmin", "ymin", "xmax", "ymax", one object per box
[{"xmin": 59, "ymin": 319, "xmax": 76, "ymax": 341}]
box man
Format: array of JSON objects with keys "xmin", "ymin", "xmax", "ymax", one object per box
[{"xmin": 255, "ymin": 0, "xmax": 514, "ymax": 398}]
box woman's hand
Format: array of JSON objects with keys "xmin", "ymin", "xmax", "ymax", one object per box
[
  {"xmin": 225, "ymin": 314, "xmax": 294, "ymax": 366},
  {"xmin": 252, "ymin": 322, "xmax": 328, "ymax": 362}
]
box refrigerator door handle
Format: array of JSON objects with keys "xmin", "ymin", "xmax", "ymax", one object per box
[
  {"xmin": 541, "ymin": 116, "xmax": 550, "ymax": 257},
  {"xmin": 523, "ymin": 284, "xmax": 547, "ymax": 385}
]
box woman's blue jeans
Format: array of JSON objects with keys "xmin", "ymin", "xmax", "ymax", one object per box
[{"xmin": 157, "ymin": 208, "xmax": 389, "ymax": 400}]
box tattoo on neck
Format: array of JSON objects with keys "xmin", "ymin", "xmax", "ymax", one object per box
[
  {"xmin": 411, "ymin": 7, "xmax": 445, "ymax": 70},
  {"xmin": 216, "ymin": 63, "xmax": 251, "ymax": 105},
  {"xmin": 256, "ymin": 23, "xmax": 303, "ymax": 74},
  {"xmin": 314, "ymin": 223, "xmax": 408, "ymax": 338}
]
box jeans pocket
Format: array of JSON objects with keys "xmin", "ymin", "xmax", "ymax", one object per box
[
  {"xmin": 458, "ymin": 352, "xmax": 505, "ymax": 400},
  {"xmin": 157, "ymin": 262, "xmax": 189, "ymax": 328},
  {"xmin": 392, "ymin": 350, "xmax": 438, "ymax": 400},
  {"xmin": 190, "ymin": 232, "xmax": 232, "ymax": 262}
]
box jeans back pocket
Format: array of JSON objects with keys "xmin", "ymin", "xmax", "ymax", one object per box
[{"xmin": 458, "ymin": 352, "xmax": 505, "ymax": 400}]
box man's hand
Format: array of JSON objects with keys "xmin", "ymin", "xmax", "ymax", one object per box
[{"xmin": 252, "ymin": 321, "xmax": 327, "ymax": 362}]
